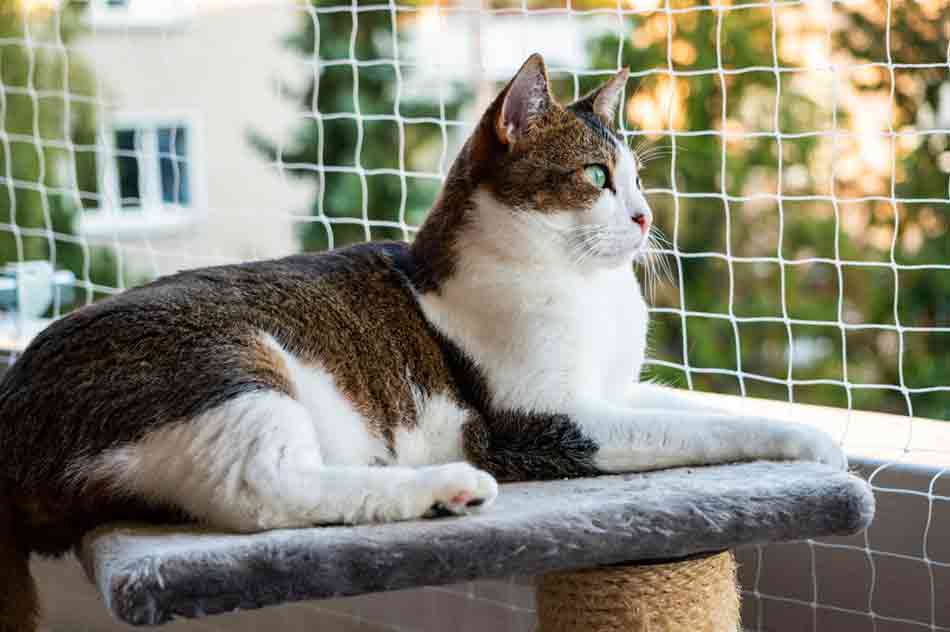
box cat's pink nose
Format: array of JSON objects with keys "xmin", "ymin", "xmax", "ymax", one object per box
[{"xmin": 632, "ymin": 212, "xmax": 650, "ymax": 233}]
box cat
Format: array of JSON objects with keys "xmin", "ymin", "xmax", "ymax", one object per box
[{"xmin": 0, "ymin": 54, "xmax": 844, "ymax": 632}]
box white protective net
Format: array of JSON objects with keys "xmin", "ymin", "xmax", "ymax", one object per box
[{"xmin": 3, "ymin": 0, "xmax": 950, "ymax": 630}]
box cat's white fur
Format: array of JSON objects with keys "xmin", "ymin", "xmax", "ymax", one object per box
[
  {"xmin": 84, "ymin": 336, "xmax": 486, "ymax": 529},
  {"xmin": 85, "ymin": 391, "xmax": 491, "ymax": 531},
  {"xmin": 394, "ymin": 388, "xmax": 469, "ymax": 466},
  {"xmin": 80, "ymin": 112, "xmax": 844, "ymax": 531},
  {"xmin": 261, "ymin": 334, "xmax": 390, "ymax": 467}
]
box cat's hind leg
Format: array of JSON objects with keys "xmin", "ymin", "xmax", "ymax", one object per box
[{"xmin": 81, "ymin": 391, "xmax": 497, "ymax": 531}]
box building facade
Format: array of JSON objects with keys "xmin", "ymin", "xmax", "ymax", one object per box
[{"xmin": 73, "ymin": 0, "xmax": 311, "ymax": 279}]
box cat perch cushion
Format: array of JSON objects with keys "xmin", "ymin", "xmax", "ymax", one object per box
[{"xmin": 80, "ymin": 461, "xmax": 873, "ymax": 626}]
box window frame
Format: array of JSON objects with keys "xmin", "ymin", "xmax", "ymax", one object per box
[
  {"xmin": 81, "ymin": 0, "xmax": 194, "ymax": 30},
  {"xmin": 82, "ymin": 111, "xmax": 206, "ymax": 239}
]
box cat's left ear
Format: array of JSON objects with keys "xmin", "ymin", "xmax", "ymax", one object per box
[{"xmin": 571, "ymin": 68, "xmax": 630, "ymax": 127}]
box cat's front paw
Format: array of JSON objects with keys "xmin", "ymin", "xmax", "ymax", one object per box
[
  {"xmin": 416, "ymin": 462, "xmax": 498, "ymax": 518},
  {"xmin": 772, "ymin": 423, "xmax": 848, "ymax": 470}
]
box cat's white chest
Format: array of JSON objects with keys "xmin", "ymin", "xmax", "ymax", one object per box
[
  {"xmin": 421, "ymin": 265, "xmax": 648, "ymax": 413},
  {"xmin": 552, "ymin": 267, "xmax": 647, "ymax": 403},
  {"xmin": 594, "ymin": 274, "xmax": 647, "ymax": 380}
]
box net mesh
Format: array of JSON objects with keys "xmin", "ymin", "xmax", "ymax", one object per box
[{"xmin": 3, "ymin": 0, "xmax": 950, "ymax": 630}]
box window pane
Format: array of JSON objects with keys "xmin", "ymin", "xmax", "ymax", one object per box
[
  {"xmin": 158, "ymin": 126, "xmax": 190, "ymax": 206},
  {"xmin": 114, "ymin": 129, "xmax": 140, "ymax": 209},
  {"xmin": 106, "ymin": 0, "xmax": 130, "ymax": 7}
]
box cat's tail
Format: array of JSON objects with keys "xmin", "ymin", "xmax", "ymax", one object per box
[{"xmin": 0, "ymin": 487, "xmax": 39, "ymax": 632}]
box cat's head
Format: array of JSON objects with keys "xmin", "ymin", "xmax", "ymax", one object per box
[{"xmin": 452, "ymin": 53, "xmax": 652, "ymax": 271}]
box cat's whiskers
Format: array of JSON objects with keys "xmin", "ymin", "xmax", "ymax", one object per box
[
  {"xmin": 637, "ymin": 228, "xmax": 675, "ymax": 303},
  {"xmin": 637, "ymin": 147, "xmax": 674, "ymax": 165},
  {"xmin": 634, "ymin": 241, "xmax": 656, "ymax": 302},
  {"xmin": 633, "ymin": 138, "xmax": 653, "ymax": 156},
  {"xmin": 511, "ymin": 210, "xmax": 595, "ymax": 241},
  {"xmin": 567, "ymin": 225, "xmax": 625, "ymax": 267},
  {"xmin": 496, "ymin": 199, "xmax": 653, "ymax": 270},
  {"xmin": 630, "ymin": 137, "xmax": 667, "ymax": 165},
  {"xmin": 568, "ymin": 231, "xmax": 604, "ymax": 267},
  {"xmin": 505, "ymin": 213, "xmax": 615, "ymax": 268}
]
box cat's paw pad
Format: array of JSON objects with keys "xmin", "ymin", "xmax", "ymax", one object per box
[{"xmin": 418, "ymin": 463, "xmax": 498, "ymax": 518}]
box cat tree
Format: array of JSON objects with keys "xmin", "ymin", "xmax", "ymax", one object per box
[{"xmin": 80, "ymin": 461, "xmax": 874, "ymax": 630}]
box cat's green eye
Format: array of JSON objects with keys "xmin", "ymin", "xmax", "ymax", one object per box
[{"xmin": 583, "ymin": 165, "xmax": 608, "ymax": 189}]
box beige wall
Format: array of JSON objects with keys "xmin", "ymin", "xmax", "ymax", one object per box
[
  {"xmin": 74, "ymin": 1, "xmax": 311, "ymax": 279},
  {"xmin": 34, "ymin": 557, "xmax": 538, "ymax": 632}
]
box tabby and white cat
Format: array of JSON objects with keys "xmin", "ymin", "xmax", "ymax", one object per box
[{"xmin": 0, "ymin": 54, "xmax": 844, "ymax": 631}]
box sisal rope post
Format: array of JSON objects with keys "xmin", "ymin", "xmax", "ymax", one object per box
[{"xmin": 536, "ymin": 551, "xmax": 740, "ymax": 632}]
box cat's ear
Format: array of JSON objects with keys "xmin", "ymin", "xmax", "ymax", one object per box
[
  {"xmin": 495, "ymin": 53, "xmax": 554, "ymax": 146},
  {"xmin": 571, "ymin": 68, "xmax": 630, "ymax": 127}
]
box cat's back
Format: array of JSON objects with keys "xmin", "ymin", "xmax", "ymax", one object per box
[
  {"xmin": 4, "ymin": 240, "xmax": 416, "ymax": 380},
  {"xmin": 0, "ymin": 241, "xmax": 443, "ymax": 481}
]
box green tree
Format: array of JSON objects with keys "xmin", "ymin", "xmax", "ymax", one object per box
[
  {"xmin": 0, "ymin": 2, "xmax": 118, "ymax": 311},
  {"xmin": 579, "ymin": 5, "xmax": 949, "ymax": 419},
  {"xmin": 259, "ymin": 0, "xmax": 948, "ymax": 419},
  {"xmin": 834, "ymin": 1, "xmax": 950, "ymax": 419},
  {"xmin": 253, "ymin": 0, "xmax": 469, "ymax": 251}
]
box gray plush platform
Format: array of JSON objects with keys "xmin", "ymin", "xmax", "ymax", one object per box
[{"xmin": 80, "ymin": 461, "xmax": 874, "ymax": 626}]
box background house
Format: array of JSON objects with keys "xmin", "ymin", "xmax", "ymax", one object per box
[{"xmin": 72, "ymin": 0, "xmax": 311, "ymax": 279}]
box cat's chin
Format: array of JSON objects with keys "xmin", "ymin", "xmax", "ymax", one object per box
[
  {"xmin": 580, "ymin": 243, "xmax": 642, "ymax": 270},
  {"xmin": 594, "ymin": 235, "xmax": 645, "ymax": 268},
  {"xmin": 632, "ymin": 241, "xmax": 653, "ymax": 263}
]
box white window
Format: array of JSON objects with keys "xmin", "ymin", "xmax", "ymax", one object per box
[
  {"xmin": 80, "ymin": 0, "xmax": 194, "ymax": 30},
  {"xmin": 82, "ymin": 115, "xmax": 204, "ymax": 238}
]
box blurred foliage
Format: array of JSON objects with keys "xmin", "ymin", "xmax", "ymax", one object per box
[
  {"xmin": 252, "ymin": 0, "xmax": 470, "ymax": 250},
  {"xmin": 577, "ymin": 3, "xmax": 949, "ymax": 419},
  {"xmin": 260, "ymin": 0, "xmax": 948, "ymax": 419},
  {"xmin": 0, "ymin": 3, "xmax": 119, "ymax": 310}
]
